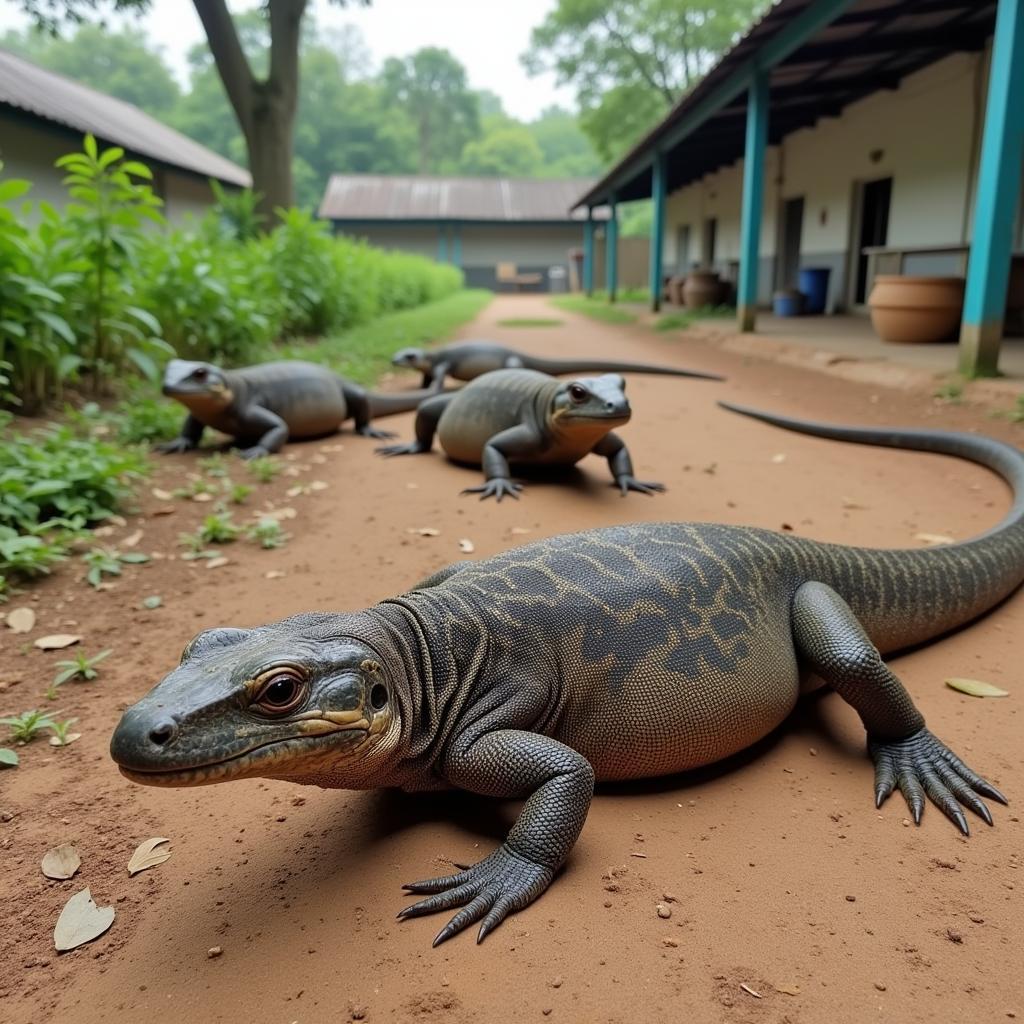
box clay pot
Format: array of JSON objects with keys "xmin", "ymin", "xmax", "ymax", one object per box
[
  {"xmin": 682, "ymin": 270, "xmax": 721, "ymax": 311},
  {"xmin": 868, "ymin": 275, "xmax": 964, "ymax": 344},
  {"xmin": 667, "ymin": 275, "xmax": 687, "ymax": 306}
]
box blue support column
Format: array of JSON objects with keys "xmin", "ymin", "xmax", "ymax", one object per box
[
  {"xmin": 437, "ymin": 223, "xmax": 448, "ymax": 263},
  {"xmin": 649, "ymin": 152, "xmax": 667, "ymax": 312},
  {"xmin": 738, "ymin": 69, "xmax": 769, "ymax": 332},
  {"xmin": 451, "ymin": 223, "xmax": 462, "ymax": 268},
  {"xmin": 959, "ymin": 0, "xmax": 1024, "ymax": 377},
  {"xmin": 606, "ymin": 194, "xmax": 619, "ymax": 303},
  {"xmin": 583, "ymin": 211, "xmax": 595, "ymax": 296}
]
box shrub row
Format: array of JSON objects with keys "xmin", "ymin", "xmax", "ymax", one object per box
[{"xmin": 0, "ymin": 137, "xmax": 464, "ymax": 411}]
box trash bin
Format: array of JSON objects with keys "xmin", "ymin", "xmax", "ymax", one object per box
[
  {"xmin": 548, "ymin": 265, "xmax": 568, "ymax": 293},
  {"xmin": 773, "ymin": 289, "xmax": 804, "ymax": 317},
  {"xmin": 798, "ymin": 267, "xmax": 831, "ymax": 315}
]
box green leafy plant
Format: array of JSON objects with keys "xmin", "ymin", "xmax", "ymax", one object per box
[
  {"xmin": 82, "ymin": 547, "xmax": 149, "ymax": 587},
  {"xmin": 226, "ymin": 481, "xmax": 253, "ymax": 505},
  {"xmin": 653, "ymin": 311, "xmax": 694, "ymax": 332},
  {"xmin": 248, "ymin": 516, "xmax": 288, "ymax": 549},
  {"xmin": 246, "ymin": 456, "xmax": 282, "ymax": 483},
  {"xmin": 48, "ymin": 717, "xmax": 79, "ymax": 746},
  {"xmin": 934, "ymin": 378, "xmax": 964, "ymax": 403},
  {"xmin": 0, "ymin": 747, "xmax": 18, "ymax": 767},
  {"xmin": 52, "ymin": 648, "xmax": 112, "ymax": 688},
  {"xmin": 171, "ymin": 477, "xmax": 218, "ymax": 500},
  {"xmin": 1, "ymin": 708, "xmax": 58, "ymax": 744},
  {"xmin": 57, "ymin": 134, "xmax": 173, "ymax": 391},
  {"xmin": 180, "ymin": 509, "xmax": 241, "ymax": 549},
  {"xmin": 199, "ymin": 454, "xmax": 229, "ymax": 478}
]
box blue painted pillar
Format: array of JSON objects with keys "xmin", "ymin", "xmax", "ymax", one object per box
[
  {"xmin": 959, "ymin": 0, "xmax": 1024, "ymax": 377},
  {"xmin": 606, "ymin": 193, "xmax": 619, "ymax": 303},
  {"xmin": 451, "ymin": 222, "xmax": 462, "ymax": 268},
  {"xmin": 583, "ymin": 211, "xmax": 595, "ymax": 296},
  {"xmin": 738, "ymin": 69, "xmax": 769, "ymax": 332},
  {"xmin": 649, "ymin": 152, "xmax": 667, "ymax": 312},
  {"xmin": 437, "ymin": 223, "xmax": 448, "ymax": 263}
]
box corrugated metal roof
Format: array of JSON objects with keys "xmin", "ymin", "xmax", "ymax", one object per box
[
  {"xmin": 574, "ymin": 0, "xmax": 997, "ymax": 207},
  {"xmin": 319, "ymin": 175, "xmax": 607, "ymax": 222},
  {"xmin": 0, "ymin": 47, "xmax": 251, "ymax": 187}
]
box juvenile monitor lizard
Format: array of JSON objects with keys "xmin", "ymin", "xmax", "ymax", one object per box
[
  {"xmin": 375, "ymin": 368, "xmax": 665, "ymax": 500},
  {"xmin": 392, "ymin": 340, "xmax": 724, "ymax": 390},
  {"xmin": 111, "ymin": 404, "xmax": 1019, "ymax": 947},
  {"xmin": 156, "ymin": 359, "xmax": 436, "ymax": 459}
]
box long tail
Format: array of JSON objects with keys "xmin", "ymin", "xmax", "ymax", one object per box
[
  {"xmin": 365, "ymin": 388, "xmax": 439, "ymax": 418},
  {"xmin": 524, "ymin": 355, "xmax": 724, "ymax": 382},
  {"xmin": 719, "ymin": 401, "xmax": 1024, "ymax": 649}
]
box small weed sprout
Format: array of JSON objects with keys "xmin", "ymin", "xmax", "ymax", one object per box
[
  {"xmin": 1, "ymin": 709, "xmax": 58, "ymax": 744},
  {"xmin": 226, "ymin": 481, "xmax": 253, "ymax": 505},
  {"xmin": 51, "ymin": 649, "xmax": 112, "ymax": 690},
  {"xmin": 934, "ymin": 379, "xmax": 964, "ymax": 403},
  {"xmin": 199, "ymin": 453, "xmax": 229, "ymax": 478},
  {"xmin": 48, "ymin": 717, "xmax": 79, "ymax": 746},
  {"xmin": 248, "ymin": 517, "xmax": 288, "ymax": 549},
  {"xmin": 82, "ymin": 548, "xmax": 149, "ymax": 587},
  {"xmin": 247, "ymin": 456, "xmax": 282, "ymax": 483}
]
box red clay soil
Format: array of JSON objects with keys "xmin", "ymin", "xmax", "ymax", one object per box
[{"xmin": 2, "ymin": 295, "xmax": 1022, "ymax": 1024}]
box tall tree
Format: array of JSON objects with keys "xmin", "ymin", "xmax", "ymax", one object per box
[
  {"xmin": 527, "ymin": 106, "xmax": 602, "ymax": 177},
  {"xmin": 0, "ymin": 23, "xmax": 180, "ymax": 116},
  {"xmin": 381, "ymin": 47, "xmax": 480, "ymax": 174},
  {"xmin": 460, "ymin": 126, "xmax": 543, "ymax": 177},
  {"xmin": 522, "ymin": 0, "xmax": 764, "ymax": 161},
  {"xmin": 15, "ymin": 0, "xmax": 366, "ymax": 221}
]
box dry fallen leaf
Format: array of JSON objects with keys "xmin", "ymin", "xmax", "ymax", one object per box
[
  {"xmin": 509, "ymin": 527, "xmax": 532, "ymax": 535},
  {"xmin": 262, "ymin": 507, "xmax": 297, "ymax": 521},
  {"xmin": 775, "ymin": 983, "xmax": 801, "ymax": 996},
  {"xmin": 285, "ymin": 485, "xmax": 304, "ymax": 498},
  {"xmin": 151, "ymin": 487, "xmax": 173, "ymax": 501},
  {"xmin": 122, "ymin": 529, "xmax": 143, "ymax": 548},
  {"xmin": 205, "ymin": 557, "xmax": 230, "ymax": 570},
  {"xmin": 6, "ymin": 607, "xmax": 36, "ymax": 633},
  {"xmin": 840, "ymin": 497, "xmax": 867, "ymax": 510},
  {"xmin": 309, "ymin": 480, "xmax": 328, "ymax": 491},
  {"xmin": 34, "ymin": 634, "xmax": 82, "ymax": 651},
  {"xmin": 53, "ymin": 888, "xmax": 115, "ymax": 951},
  {"xmin": 150, "ymin": 505, "xmax": 176, "ymax": 517},
  {"xmin": 42, "ymin": 843, "xmax": 81, "ymax": 880},
  {"xmin": 407, "ymin": 527, "xmax": 440, "ymax": 537},
  {"xmin": 93, "ymin": 526, "xmax": 115, "ymax": 538},
  {"xmin": 265, "ymin": 570, "xmax": 286, "ymax": 580},
  {"xmin": 915, "ymin": 532, "xmax": 955, "ymax": 546},
  {"xmin": 771, "ymin": 453, "xmax": 787, "ymax": 464},
  {"xmin": 192, "ymin": 493, "xmax": 214, "ymax": 503},
  {"xmin": 49, "ymin": 732, "xmax": 81, "ymax": 747},
  {"xmin": 107, "ymin": 515, "xmax": 127, "ymax": 528},
  {"xmin": 458, "ymin": 538, "xmax": 475, "ymax": 554},
  {"xmin": 127, "ymin": 837, "xmax": 172, "ymax": 876},
  {"xmin": 945, "ymin": 677, "xmax": 1009, "ymax": 698},
  {"xmin": 740, "ymin": 983, "xmax": 762, "ymax": 999}
]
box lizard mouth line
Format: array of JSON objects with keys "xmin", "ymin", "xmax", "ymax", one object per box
[{"xmin": 116, "ymin": 730, "xmax": 369, "ymax": 787}]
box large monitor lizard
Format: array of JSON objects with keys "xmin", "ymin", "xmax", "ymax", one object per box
[
  {"xmin": 111, "ymin": 405, "xmax": 1020, "ymax": 948},
  {"xmin": 156, "ymin": 359, "xmax": 437, "ymax": 459},
  {"xmin": 391, "ymin": 340, "xmax": 725, "ymax": 390},
  {"xmin": 375, "ymin": 368, "xmax": 665, "ymax": 500}
]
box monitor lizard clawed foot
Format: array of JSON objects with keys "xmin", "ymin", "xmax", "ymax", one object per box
[
  {"xmin": 397, "ymin": 844, "xmax": 554, "ymax": 946},
  {"xmin": 869, "ymin": 727, "xmax": 1007, "ymax": 834}
]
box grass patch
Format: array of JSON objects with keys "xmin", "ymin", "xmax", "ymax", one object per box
[
  {"xmin": 278, "ymin": 289, "xmax": 493, "ymax": 385},
  {"xmin": 549, "ymin": 295, "xmax": 637, "ymax": 325},
  {"xmin": 497, "ymin": 317, "xmax": 564, "ymax": 328},
  {"xmin": 653, "ymin": 312, "xmax": 694, "ymax": 332}
]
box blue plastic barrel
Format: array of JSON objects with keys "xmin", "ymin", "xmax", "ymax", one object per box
[
  {"xmin": 772, "ymin": 290, "xmax": 804, "ymax": 317},
  {"xmin": 798, "ymin": 267, "xmax": 831, "ymax": 315}
]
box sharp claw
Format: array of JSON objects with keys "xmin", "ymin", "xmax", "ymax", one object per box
[
  {"xmin": 976, "ymin": 780, "xmax": 1008, "ymax": 805},
  {"xmin": 977, "ymin": 802, "xmax": 994, "ymax": 827},
  {"xmin": 874, "ymin": 787, "xmax": 888, "ymax": 809},
  {"xmin": 952, "ymin": 810, "xmax": 970, "ymax": 836},
  {"xmin": 912, "ymin": 802, "xmax": 923, "ymax": 825}
]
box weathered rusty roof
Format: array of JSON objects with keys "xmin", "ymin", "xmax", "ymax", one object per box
[
  {"xmin": 0, "ymin": 47, "xmax": 251, "ymax": 187},
  {"xmin": 319, "ymin": 175, "xmax": 607, "ymax": 222}
]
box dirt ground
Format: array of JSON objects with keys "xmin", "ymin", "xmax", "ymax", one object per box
[{"xmin": 2, "ymin": 294, "xmax": 1022, "ymax": 1024}]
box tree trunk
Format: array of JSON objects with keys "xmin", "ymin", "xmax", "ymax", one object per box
[{"xmin": 246, "ymin": 81, "xmax": 297, "ymax": 222}]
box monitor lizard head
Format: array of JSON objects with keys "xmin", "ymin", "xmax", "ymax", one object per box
[
  {"xmin": 551, "ymin": 374, "xmax": 631, "ymax": 428},
  {"xmin": 110, "ymin": 614, "xmax": 404, "ymax": 789},
  {"xmin": 391, "ymin": 347, "xmax": 431, "ymax": 372},
  {"xmin": 162, "ymin": 359, "xmax": 233, "ymax": 413}
]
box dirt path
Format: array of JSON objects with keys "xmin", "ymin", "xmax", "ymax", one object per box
[{"xmin": 2, "ymin": 294, "xmax": 1022, "ymax": 1024}]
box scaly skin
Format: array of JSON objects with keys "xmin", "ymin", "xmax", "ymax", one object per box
[
  {"xmin": 111, "ymin": 404, "xmax": 1020, "ymax": 947},
  {"xmin": 375, "ymin": 368, "xmax": 666, "ymax": 501},
  {"xmin": 391, "ymin": 340, "xmax": 725, "ymax": 391},
  {"xmin": 155, "ymin": 359, "xmax": 436, "ymax": 458}
]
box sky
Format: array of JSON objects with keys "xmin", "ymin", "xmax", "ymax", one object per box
[{"xmin": 5, "ymin": 0, "xmax": 577, "ymax": 121}]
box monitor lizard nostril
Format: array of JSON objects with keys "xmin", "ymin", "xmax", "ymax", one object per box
[{"xmin": 148, "ymin": 719, "xmax": 178, "ymax": 747}]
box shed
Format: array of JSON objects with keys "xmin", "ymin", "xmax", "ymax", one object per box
[
  {"xmin": 319, "ymin": 174, "xmax": 607, "ymax": 291},
  {"xmin": 0, "ymin": 47, "xmax": 250, "ymax": 221}
]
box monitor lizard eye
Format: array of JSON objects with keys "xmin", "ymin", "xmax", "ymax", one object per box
[
  {"xmin": 192, "ymin": 367, "xmax": 208, "ymax": 381},
  {"xmin": 253, "ymin": 670, "xmax": 306, "ymax": 715},
  {"xmin": 568, "ymin": 383, "xmax": 589, "ymax": 403},
  {"xmin": 369, "ymin": 683, "xmax": 388, "ymax": 710}
]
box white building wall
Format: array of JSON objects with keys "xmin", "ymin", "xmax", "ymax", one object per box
[
  {"xmin": 1, "ymin": 114, "xmax": 237, "ymax": 225},
  {"xmin": 662, "ymin": 49, "xmax": 991, "ymax": 309}
]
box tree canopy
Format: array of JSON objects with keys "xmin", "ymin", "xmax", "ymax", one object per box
[{"xmin": 523, "ymin": 0, "xmax": 765, "ymax": 161}]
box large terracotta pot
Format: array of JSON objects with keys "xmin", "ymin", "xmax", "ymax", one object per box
[
  {"xmin": 682, "ymin": 269, "xmax": 721, "ymax": 311},
  {"xmin": 667, "ymin": 275, "xmax": 687, "ymax": 306},
  {"xmin": 868, "ymin": 275, "xmax": 964, "ymax": 344}
]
